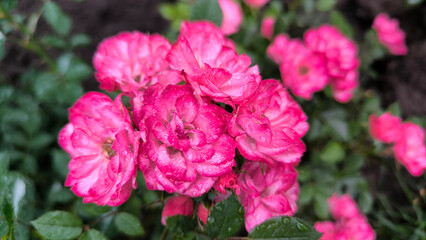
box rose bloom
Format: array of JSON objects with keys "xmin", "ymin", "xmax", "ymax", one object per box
[
  {"xmin": 162, "ymin": 195, "xmax": 194, "ymax": 225},
  {"xmin": 167, "ymin": 21, "xmax": 261, "ymax": 106},
  {"xmin": 394, "ymin": 122, "xmax": 426, "ymax": 176},
  {"xmin": 267, "ymin": 34, "xmax": 329, "ymax": 100},
  {"xmin": 213, "ymin": 171, "xmax": 241, "ymax": 195},
  {"xmin": 304, "ymin": 25, "xmax": 359, "ymax": 103},
  {"xmin": 229, "ymin": 79, "xmax": 308, "ymax": 166},
  {"xmin": 93, "ymin": 32, "xmax": 180, "ymax": 96},
  {"xmin": 134, "ymin": 83, "xmax": 236, "ymax": 197},
  {"xmin": 368, "ymin": 112, "xmax": 402, "ymax": 143},
  {"xmin": 238, "ymin": 162, "xmax": 299, "ymax": 232},
  {"xmin": 372, "ymin": 13, "xmax": 408, "ymax": 56},
  {"xmin": 261, "ymin": 16, "xmax": 275, "ymax": 40},
  {"xmin": 219, "ymin": 0, "xmax": 243, "ymax": 36},
  {"xmin": 244, "ymin": 0, "xmax": 269, "ymax": 8},
  {"xmin": 315, "ymin": 194, "xmax": 375, "ymax": 240},
  {"xmin": 58, "ymin": 92, "xmax": 139, "ymax": 206},
  {"xmin": 197, "ymin": 203, "xmax": 211, "ymax": 224}
]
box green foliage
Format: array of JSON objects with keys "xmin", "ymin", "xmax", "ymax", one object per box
[
  {"xmin": 31, "ymin": 211, "xmax": 83, "ymax": 240},
  {"xmin": 248, "ymin": 217, "xmax": 322, "ymax": 239},
  {"xmin": 189, "ymin": 0, "xmax": 223, "ymax": 27},
  {"xmin": 316, "ymin": 0, "xmax": 336, "ymax": 11},
  {"xmin": 114, "ymin": 212, "xmax": 145, "ymax": 237},
  {"xmin": 43, "ymin": 2, "xmax": 72, "ymax": 36},
  {"xmin": 166, "ymin": 215, "xmax": 195, "ymax": 236},
  {"xmin": 79, "ymin": 229, "xmax": 108, "ymax": 240},
  {"xmin": 206, "ymin": 193, "xmax": 244, "ymax": 239}
]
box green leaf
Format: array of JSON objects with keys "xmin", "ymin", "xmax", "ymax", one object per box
[
  {"xmin": 165, "ymin": 215, "xmax": 195, "ymax": 235},
  {"xmin": 248, "ymin": 217, "xmax": 322, "ymax": 239},
  {"xmin": 41, "ymin": 35, "xmax": 67, "ymax": 49},
  {"xmin": 190, "ymin": 0, "xmax": 223, "ymax": 27},
  {"xmin": 32, "ymin": 72, "xmax": 60, "ymax": 101},
  {"xmin": 31, "ymin": 211, "xmax": 83, "ymax": 240},
  {"xmin": 43, "ymin": 2, "xmax": 72, "ymax": 36},
  {"xmin": 0, "ymin": 32, "xmax": 5, "ymax": 61},
  {"xmin": 0, "ymin": 152, "xmax": 10, "ymax": 175},
  {"xmin": 313, "ymin": 194, "xmax": 330, "ymax": 220},
  {"xmin": 321, "ymin": 109, "xmax": 349, "ymax": 141},
  {"xmin": 320, "ymin": 141, "xmax": 345, "ymax": 164},
  {"xmin": 316, "ymin": 0, "xmax": 336, "ymax": 11},
  {"xmin": 206, "ymin": 193, "xmax": 244, "ymax": 239},
  {"xmin": 79, "ymin": 229, "xmax": 108, "ymax": 240},
  {"xmin": 57, "ymin": 53, "xmax": 92, "ymax": 83},
  {"xmin": 359, "ymin": 192, "xmax": 373, "ymax": 214},
  {"xmin": 114, "ymin": 212, "xmax": 145, "ymax": 237},
  {"xmin": 343, "ymin": 154, "xmax": 364, "ymax": 174},
  {"xmin": 70, "ymin": 34, "xmax": 92, "ymax": 48},
  {"xmin": 330, "ymin": 11, "xmax": 354, "ymax": 38},
  {"xmin": 0, "ymin": 0, "xmax": 18, "ymax": 11},
  {"xmin": 47, "ymin": 182, "xmax": 74, "ymax": 204},
  {"xmin": 387, "ymin": 102, "xmax": 401, "ymax": 117},
  {"xmin": 51, "ymin": 149, "xmax": 70, "ymax": 179}
]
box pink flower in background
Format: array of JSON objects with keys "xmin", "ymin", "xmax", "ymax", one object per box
[
  {"xmin": 314, "ymin": 222, "xmax": 336, "ymax": 240},
  {"xmin": 372, "ymin": 13, "xmax": 408, "ymax": 55},
  {"xmin": 261, "ymin": 16, "xmax": 275, "ymax": 40},
  {"xmin": 327, "ymin": 194, "xmax": 360, "ymax": 220},
  {"xmin": 167, "ymin": 21, "xmax": 261, "ymax": 106},
  {"xmin": 58, "ymin": 92, "xmax": 139, "ymax": 206},
  {"xmin": 162, "ymin": 195, "xmax": 194, "ymax": 225},
  {"xmin": 93, "ymin": 32, "xmax": 180, "ymax": 96},
  {"xmin": 315, "ymin": 194, "xmax": 375, "ymax": 240},
  {"xmin": 238, "ymin": 162, "xmax": 299, "ymax": 232},
  {"xmin": 267, "ymin": 34, "xmax": 329, "ymax": 99},
  {"xmin": 197, "ymin": 203, "xmax": 211, "ymax": 224},
  {"xmin": 304, "ymin": 25, "xmax": 359, "ymax": 103},
  {"xmin": 244, "ymin": 0, "xmax": 270, "ymax": 8},
  {"xmin": 368, "ymin": 112, "xmax": 402, "ymax": 143},
  {"xmin": 219, "ymin": 0, "xmax": 243, "ymax": 36},
  {"xmin": 134, "ymin": 83, "xmax": 236, "ymax": 197},
  {"xmin": 394, "ymin": 122, "xmax": 426, "ymax": 176},
  {"xmin": 229, "ymin": 79, "xmax": 308, "ymax": 166},
  {"xmin": 213, "ymin": 171, "xmax": 241, "ymax": 195}
]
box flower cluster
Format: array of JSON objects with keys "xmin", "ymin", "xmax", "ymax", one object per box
[
  {"xmin": 369, "ymin": 113, "xmax": 426, "ymax": 176},
  {"xmin": 314, "ymin": 194, "xmax": 375, "ymax": 240},
  {"xmin": 372, "ymin": 13, "xmax": 408, "ymax": 56},
  {"xmin": 267, "ymin": 25, "xmax": 359, "ymax": 103},
  {"xmin": 59, "ymin": 20, "xmax": 308, "ymax": 231}
]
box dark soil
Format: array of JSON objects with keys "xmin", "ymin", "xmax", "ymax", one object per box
[{"xmin": 5, "ymin": 0, "xmax": 426, "ymax": 117}]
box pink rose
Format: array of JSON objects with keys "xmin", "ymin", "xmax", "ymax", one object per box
[
  {"xmin": 394, "ymin": 122, "xmax": 426, "ymax": 176},
  {"xmin": 219, "ymin": 0, "xmax": 243, "ymax": 36},
  {"xmin": 238, "ymin": 162, "xmax": 299, "ymax": 232},
  {"xmin": 213, "ymin": 171, "xmax": 241, "ymax": 195},
  {"xmin": 267, "ymin": 34, "xmax": 329, "ymax": 99},
  {"xmin": 167, "ymin": 21, "xmax": 261, "ymax": 106},
  {"xmin": 229, "ymin": 79, "xmax": 308, "ymax": 166},
  {"xmin": 315, "ymin": 194, "xmax": 375, "ymax": 240},
  {"xmin": 93, "ymin": 32, "xmax": 180, "ymax": 96},
  {"xmin": 368, "ymin": 112, "xmax": 402, "ymax": 143},
  {"xmin": 304, "ymin": 25, "xmax": 359, "ymax": 103},
  {"xmin": 162, "ymin": 195, "xmax": 194, "ymax": 225},
  {"xmin": 244, "ymin": 0, "xmax": 270, "ymax": 9},
  {"xmin": 134, "ymin": 83, "xmax": 236, "ymax": 197},
  {"xmin": 58, "ymin": 92, "xmax": 139, "ymax": 206},
  {"xmin": 327, "ymin": 194, "xmax": 360, "ymax": 220},
  {"xmin": 261, "ymin": 16, "xmax": 275, "ymax": 40},
  {"xmin": 197, "ymin": 203, "xmax": 211, "ymax": 224},
  {"xmin": 314, "ymin": 221, "xmax": 336, "ymax": 240},
  {"xmin": 372, "ymin": 13, "xmax": 408, "ymax": 56}
]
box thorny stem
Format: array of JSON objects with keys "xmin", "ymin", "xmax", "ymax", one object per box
[
  {"xmin": 89, "ymin": 210, "xmax": 118, "ymax": 227},
  {"xmin": 0, "ymin": 5, "xmax": 57, "ymax": 72}
]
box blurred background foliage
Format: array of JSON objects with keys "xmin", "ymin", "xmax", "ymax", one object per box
[{"xmin": 0, "ymin": 0, "xmax": 425, "ymax": 239}]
